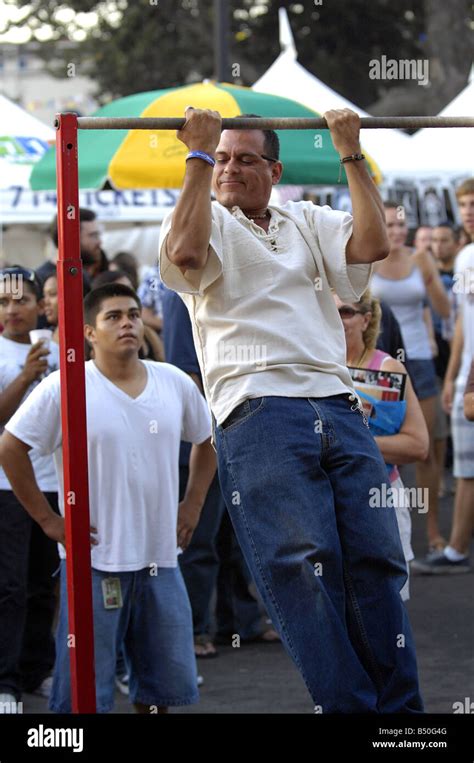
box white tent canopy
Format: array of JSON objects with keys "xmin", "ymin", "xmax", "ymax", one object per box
[
  {"xmin": 0, "ymin": 94, "xmax": 180, "ymax": 225},
  {"xmin": 253, "ymin": 9, "xmax": 414, "ymax": 176},
  {"xmin": 405, "ymin": 67, "xmax": 474, "ymax": 177},
  {"xmin": 0, "ymin": 93, "xmax": 55, "ymax": 190},
  {"xmin": 0, "ymin": 93, "xmax": 55, "ymax": 139},
  {"xmin": 254, "ymin": 9, "xmax": 473, "ymax": 181},
  {"xmin": 0, "ymin": 97, "xmax": 180, "ymax": 266},
  {"xmin": 253, "ymin": 9, "xmax": 472, "ymax": 227}
]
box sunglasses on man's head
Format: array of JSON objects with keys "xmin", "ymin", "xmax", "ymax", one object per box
[{"xmin": 338, "ymin": 306, "xmax": 364, "ymax": 319}]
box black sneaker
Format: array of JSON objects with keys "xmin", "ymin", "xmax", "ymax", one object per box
[{"xmin": 410, "ymin": 552, "xmax": 470, "ymax": 575}]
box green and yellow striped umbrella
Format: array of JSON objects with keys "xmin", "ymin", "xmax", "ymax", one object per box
[{"xmin": 30, "ymin": 81, "xmax": 381, "ymax": 190}]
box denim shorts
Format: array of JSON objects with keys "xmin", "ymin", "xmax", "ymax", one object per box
[
  {"xmin": 49, "ymin": 561, "xmax": 199, "ymax": 713},
  {"xmin": 451, "ymin": 377, "xmax": 474, "ymax": 478},
  {"xmin": 405, "ymin": 358, "xmax": 438, "ymax": 400}
]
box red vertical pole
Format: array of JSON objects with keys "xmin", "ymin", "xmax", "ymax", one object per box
[{"xmin": 55, "ymin": 113, "xmax": 96, "ymax": 713}]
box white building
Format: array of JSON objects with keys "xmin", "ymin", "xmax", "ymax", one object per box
[{"xmin": 0, "ymin": 41, "xmax": 97, "ymax": 128}]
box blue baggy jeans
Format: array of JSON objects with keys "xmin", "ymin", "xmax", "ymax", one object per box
[{"xmin": 214, "ymin": 394, "xmax": 424, "ymax": 713}]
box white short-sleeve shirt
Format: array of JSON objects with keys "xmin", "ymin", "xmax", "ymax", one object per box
[
  {"xmin": 454, "ymin": 243, "xmax": 474, "ymax": 381},
  {"xmin": 0, "ymin": 335, "xmax": 59, "ymax": 491},
  {"xmin": 5, "ymin": 360, "xmax": 212, "ymax": 571},
  {"xmin": 159, "ymin": 200, "xmax": 372, "ymax": 425}
]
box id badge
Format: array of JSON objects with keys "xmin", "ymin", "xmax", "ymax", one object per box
[{"xmin": 101, "ymin": 578, "xmax": 123, "ymax": 609}]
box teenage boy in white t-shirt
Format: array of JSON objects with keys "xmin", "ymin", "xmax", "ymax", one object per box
[
  {"xmin": 0, "ymin": 265, "xmax": 60, "ymax": 712},
  {"xmin": 0, "ymin": 283, "xmax": 216, "ymax": 714}
]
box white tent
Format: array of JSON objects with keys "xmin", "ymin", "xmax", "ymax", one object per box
[
  {"xmin": 0, "ymin": 95, "xmax": 54, "ymax": 266},
  {"xmin": 0, "ymin": 93, "xmax": 180, "ymax": 226},
  {"xmin": 402, "ymin": 67, "xmax": 474, "ymax": 178},
  {"xmin": 0, "ymin": 95, "xmax": 176, "ymax": 266},
  {"xmin": 253, "ymin": 8, "xmax": 414, "ymax": 176},
  {"xmin": 0, "ymin": 93, "xmax": 55, "ymax": 190},
  {"xmin": 253, "ymin": 9, "xmax": 472, "ymax": 227}
]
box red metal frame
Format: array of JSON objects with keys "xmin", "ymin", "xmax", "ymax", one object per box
[{"xmin": 55, "ymin": 113, "xmax": 96, "ymax": 713}]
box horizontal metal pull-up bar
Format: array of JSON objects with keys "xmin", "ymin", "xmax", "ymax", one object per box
[{"xmin": 70, "ymin": 115, "xmax": 474, "ymax": 131}]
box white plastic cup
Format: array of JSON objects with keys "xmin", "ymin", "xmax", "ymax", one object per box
[{"xmin": 29, "ymin": 329, "xmax": 53, "ymax": 351}]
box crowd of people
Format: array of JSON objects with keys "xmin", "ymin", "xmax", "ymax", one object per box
[
  {"xmin": 0, "ymin": 206, "xmax": 280, "ymax": 713},
  {"xmin": 0, "ymin": 107, "xmax": 473, "ymax": 714}
]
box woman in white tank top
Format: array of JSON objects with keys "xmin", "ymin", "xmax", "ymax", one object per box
[{"xmin": 370, "ymin": 203, "xmax": 451, "ymax": 552}]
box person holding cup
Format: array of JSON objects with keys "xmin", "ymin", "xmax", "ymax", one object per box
[{"xmin": 0, "ymin": 266, "xmax": 60, "ymax": 710}]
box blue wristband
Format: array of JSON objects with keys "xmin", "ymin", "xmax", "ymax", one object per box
[{"xmin": 186, "ymin": 150, "xmax": 216, "ymax": 167}]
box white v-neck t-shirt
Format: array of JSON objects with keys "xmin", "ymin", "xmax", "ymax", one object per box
[
  {"xmin": 159, "ymin": 200, "xmax": 372, "ymax": 426},
  {"xmin": 5, "ymin": 360, "xmax": 212, "ymax": 571}
]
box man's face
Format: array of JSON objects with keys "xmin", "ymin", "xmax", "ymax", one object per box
[
  {"xmin": 0, "ymin": 285, "xmax": 42, "ymax": 340},
  {"xmin": 80, "ymin": 220, "xmax": 102, "ymax": 262},
  {"xmin": 414, "ymin": 226, "xmax": 432, "ymax": 251},
  {"xmin": 384, "ymin": 207, "xmax": 408, "ymax": 249},
  {"xmin": 431, "ymin": 227, "xmax": 457, "ymax": 264},
  {"xmin": 457, "ymin": 193, "xmax": 474, "ymax": 237},
  {"xmin": 212, "ymin": 129, "xmax": 282, "ymax": 211},
  {"xmin": 84, "ymin": 296, "xmax": 144, "ymax": 357},
  {"xmin": 43, "ymin": 276, "xmax": 58, "ymax": 326}
]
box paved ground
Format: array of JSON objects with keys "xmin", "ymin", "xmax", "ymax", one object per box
[{"xmin": 21, "ymin": 467, "xmax": 473, "ymax": 714}]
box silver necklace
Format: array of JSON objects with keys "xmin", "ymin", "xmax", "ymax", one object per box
[{"xmin": 244, "ymin": 209, "xmax": 269, "ymax": 220}]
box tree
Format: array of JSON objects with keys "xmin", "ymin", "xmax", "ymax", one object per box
[
  {"xmin": 366, "ymin": 0, "xmax": 472, "ymax": 115},
  {"xmin": 1, "ymin": 0, "xmax": 471, "ymax": 113}
]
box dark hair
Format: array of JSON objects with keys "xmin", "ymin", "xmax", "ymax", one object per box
[
  {"xmin": 91, "ymin": 269, "xmax": 132, "ymax": 290},
  {"xmin": 455, "ymin": 226, "xmax": 469, "ymax": 243},
  {"xmin": 0, "ymin": 265, "xmax": 43, "ymax": 300},
  {"xmin": 111, "ymin": 252, "xmax": 139, "ymax": 290},
  {"xmin": 235, "ymin": 113, "xmax": 280, "ymax": 161},
  {"xmin": 383, "ymin": 201, "xmax": 401, "ymax": 211},
  {"xmin": 84, "ymin": 283, "xmax": 141, "ymax": 327},
  {"xmin": 50, "ymin": 207, "xmax": 97, "ymax": 248},
  {"xmin": 44, "ymin": 270, "xmax": 91, "ymax": 297},
  {"xmin": 96, "ymin": 249, "xmax": 109, "ymax": 274},
  {"xmin": 433, "ymin": 222, "xmax": 456, "ymax": 236}
]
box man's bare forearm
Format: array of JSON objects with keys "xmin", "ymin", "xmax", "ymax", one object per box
[
  {"xmin": 166, "ymin": 161, "xmax": 213, "ymax": 270},
  {"xmin": 183, "ymin": 437, "xmax": 217, "ymax": 508},
  {"xmin": 345, "ymin": 161, "xmax": 389, "ymax": 264},
  {"xmin": 445, "ymin": 314, "xmax": 464, "ymax": 382},
  {"xmin": 0, "ymin": 433, "xmax": 57, "ymax": 528}
]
